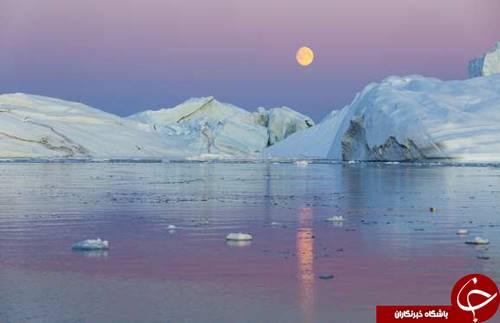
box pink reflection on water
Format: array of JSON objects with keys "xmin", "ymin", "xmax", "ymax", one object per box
[{"xmin": 297, "ymin": 207, "xmax": 314, "ymax": 323}]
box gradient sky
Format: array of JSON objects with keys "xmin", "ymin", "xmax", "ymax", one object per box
[{"xmin": 1, "ymin": 0, "xmax": 499, "ymax": 120}]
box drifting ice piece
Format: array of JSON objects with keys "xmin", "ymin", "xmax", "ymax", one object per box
[
  {"xmin": 465, "ymin": 237, "xmax": 489, "ymax": 245},
  {"xmin": 226, "ymin": 232, "xmax": 253, "ymax": 241},
  {"xmin": 456, "ymin": 229, "xmax": 469, "ymax": 235},
  {"xmin": 167, "ymin": 224, "xmax": 177, "ymax": 230},
  {"xmin": 325, "ymin": 216, "xmax": 344, "ymax": 222},
  {"xmin": 72, "ymin": 238, "xmax": 109, "ymax": 250}
]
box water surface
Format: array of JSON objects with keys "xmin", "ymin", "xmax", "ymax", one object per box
[{"xmin": 0, "ymin": 162, "xmax": 499, "ymax": 322}]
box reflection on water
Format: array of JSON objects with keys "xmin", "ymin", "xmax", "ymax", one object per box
[
  {"xmin": 297, "ymin": 207, "xmax": 315, "ymax": 323},
  {"xmin": 226, "ymin": 240, "xmax": 252, "ymax": 247}
]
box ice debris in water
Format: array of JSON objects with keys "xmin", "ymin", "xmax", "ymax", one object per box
[
  {"xmin": 226, "ymin": 232, "xmax": 253, "ymax": 241},
  {"xmin": 167, "ymin": 224, "xmax": 177, "ymax": 230},
  {"xmin": 72, "ymin": 238, "xmax": 109, "ymax": 251},
  {"xmin": 325, "ymin": 216, "xmax": 344, "ymax": 222},
  {"xmin": 295, "ymin": 160, "xmax": 309, "ymax": 167},
  {"xmin": 465, "ymin": 237, "xmax": 489, "ymax": 245},
  {"xmin": 456, "ymin": 229, "xmax": 469, "ymax": 235}
]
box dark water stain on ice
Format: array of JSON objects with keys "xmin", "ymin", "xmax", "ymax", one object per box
[{"xmin": 0, "ymin": 162, "xmax": 499, "ymax": 323}]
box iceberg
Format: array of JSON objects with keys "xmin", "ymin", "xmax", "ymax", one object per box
[
  {"xmin": 0, "ymin": 94, "xmax": 312, "ymax": 159},
  {"xmin": 266, "ymin": 74, "xmax": 500, "ymax": 162},
  {"xmin": 0, "ymin": 93, "xmax": 190, "ymax": 159},
  {"xmin": 469, "ymin": 42, "xmax": 500, "ymax": 78},
  {"xmin": 128, "ymin": 97, "xmax": 314, "ymax": 156}
]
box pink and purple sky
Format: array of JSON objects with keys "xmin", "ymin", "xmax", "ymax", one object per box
[{"xmin": 1, "ymin": 0, "xmax": 499, "ymax": 120}]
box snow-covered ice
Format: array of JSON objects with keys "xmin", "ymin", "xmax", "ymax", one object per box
[
  {"xmin": 0, "ymin": 93, "xmax": 188, "ymax": 159},
  {"xmin": 0, "ymin": 94, "xmax": 312, "ymax": 159},
  {"xmin": 128, "ymin": 97, "xmax": 314, "ymax": 156},
  {"xmin": 226, "ymin": 232, "xmax": 253, "ymax": 241},
  {"xmin": 469, "ymin": 42, "xmax": 500, "ymax": 78},
  {"xmin": 325, "ymin": 216, "xmax": 344, "ymax": 222},
  {"xmin": 72, "ymin": 238, "xmax": 109, "ymax": 251},
  {"xmin": 266, "ymin": 74, "xmax": 500, "ymax": 162}
]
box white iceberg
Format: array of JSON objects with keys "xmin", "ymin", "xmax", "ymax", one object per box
[
  {"xmin": 128, "ymin": 97, "xmax": 314, "ymax": 156},
  {"xmin": 469, "ymin": 42, "xmax": 500, "ymax": 78},
  {"xmin": 266, "ymin": 74, "xmax": 500, "ymax": 162},
  {"xmin": 226, "ymin": 232, "xmax": 253, "ymax": 241},
  {"xmin": 72, "ymin": 238, "xmax": 109, "ymax": 251},
  {"xmin": 0, "ymin": 94, "xmax": 313, "ymax": 159},
  {"xmin": 0, "ymin": 93, "xmax": 190, "ymax": 159}
]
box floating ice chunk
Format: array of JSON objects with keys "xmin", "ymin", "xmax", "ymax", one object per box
[
  {"xmin": 167, "ymin": 224, "xmax": 177, "ymax": 230},
  {"xmin": 465, "ymin": 237, "xmax": 490, "ymax": 245},
  {"xmin": 456, "ymin": 229, "xmax": 469, "ymax": 235},
  {"xmin": 72, "ymin": 238, "xmax": 109, "ymax": 251},
  {"xmin": 226, "ymin": 232, "xmax": 253, "ymax": 241},
  {"xmin": 295, "ymin": 160, "xmax": 309, "ymax": 167},
  {"xmin": 325, "ymin": 216, "xmax": 344, "ymax": 222}
]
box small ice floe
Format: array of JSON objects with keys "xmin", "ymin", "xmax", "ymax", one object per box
[
  {"xmin": 318, "ymin": 274, "xmax": 334, "ymax": 280},
  {"xmin": 72, "ymin": 238, "xmax": 109, "ymax": 251},
  {"xmin": 325, "ymin": 216, "xmax": 344, "ymax": 223},
  {"xmin": 456, "ymin": 229, "xmax": 469, "ymax": 235},
  {"xmin": 465, "ymin": 237, "xmax": 490, "ymax": 245},
  {"xmin": 295, "ymin": 160, "xmax": 309, "ymax": 167},
  {"xmin": 226, "ymin": 232, "xmax": 253, "ymax": 241},
  {"xmin": 167, "ymin": 224, "xmax": 177, "ymax": 230}
]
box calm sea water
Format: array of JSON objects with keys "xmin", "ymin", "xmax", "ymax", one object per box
[{"xmin": 0, "ymin": 162, "xmax": 499, "ymax": 323}]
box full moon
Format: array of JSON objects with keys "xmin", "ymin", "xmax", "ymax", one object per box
[{"xmin": 296, "ymin": 46, "xmax": 314, "ymax": 66}]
